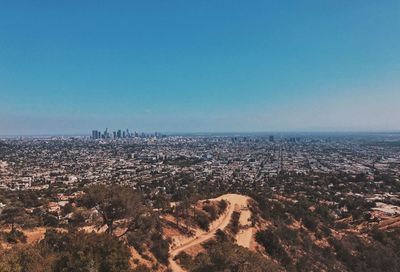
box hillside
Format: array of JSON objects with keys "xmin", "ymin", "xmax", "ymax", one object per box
[{"xmin": 0, "ymin": 185, "xmax": 400, "ymax": 272}]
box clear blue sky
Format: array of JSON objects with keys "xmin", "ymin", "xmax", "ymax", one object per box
[{"xmin": 0, "ymin": 1, "xmax": 399, "ymax": 134}]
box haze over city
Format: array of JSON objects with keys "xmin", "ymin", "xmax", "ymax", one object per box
[{"xmin": 0, "ymin": 1, "xmax": 399, "ymax": 135}]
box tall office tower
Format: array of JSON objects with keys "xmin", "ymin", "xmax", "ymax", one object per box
[
  {"xmin": 117, "ymin": 130, "xmax": 122, "ymax": 138},
  {"xmin": 92, "ymin": 130, "xmax": 97, "ymax": 139},
  {"xmin": 122, "ymin": 131, "xmax": 126, "ymax": 138},
  {"xmin": 104, "ymin": 128, "xmax": 109, "ymax": 138},
  {"xmin": 269, "ymin": 135, "xmax": 274, "ymax": 142},
  {"xmin": 113, "ymin": 131, "xmax": 116, "ymax": 139},
  {"xmin": 97, "ymin": 131, "xmax": 101, "ymax": 139}
]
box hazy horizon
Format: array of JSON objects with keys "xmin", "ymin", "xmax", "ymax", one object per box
[
  {"xmin": 1, "ymin": 1, "xmax": 399, "ymax": 135},
  {"xmin": 1, "ymin": 130, "xmax": 400, "ymax": 138}
]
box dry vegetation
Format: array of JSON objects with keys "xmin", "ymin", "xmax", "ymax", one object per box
[{"xmin": 0, "ymin": 181, "xmax": 400, "ymax": 272}]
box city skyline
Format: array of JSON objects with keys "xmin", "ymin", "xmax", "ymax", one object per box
[{"xmin": 1, "ymin": 1, "xmax": 399, "ymax": 135}]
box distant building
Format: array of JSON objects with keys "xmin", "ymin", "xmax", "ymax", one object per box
[
  {"xmin": 14, "ymin": 177, "xmax": 32, "ymax": 190},
  {"xmin": 91, "ymin": 128, "xmax": 162, "ymax": 140},
  {"xmin": 92, "ymin": 130, "xmax": 102, "ymax": 139}
]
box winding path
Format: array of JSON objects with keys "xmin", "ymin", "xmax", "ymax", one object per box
[{"xmin": 168, "ymin": 194, "xmax": 250, "ymax": 272}]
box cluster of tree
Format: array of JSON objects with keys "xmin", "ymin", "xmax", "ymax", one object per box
[
  {"xmin": 0, "ymin": 184, "xmax": 172, "ymax": 271},
  {"xmin": 79, "ymin": 184, "xmax": 145, "ymax": 235},
  {"xmin": 328, "ymin": 230, "xmax": 400, "ymax": 272},
  {"xmin": 125, "ymin": 214, "xmax": 170, "ymax": 265},
  {"xmin": 175, "ymin": 231, "xmax": 283, "ymax": 272},
  {"xmin": 256, "ymin": 229, "xmax": 293, "ymax": 269},
  {"xmin": 250, "ymin": 188, "xmax": 400, "ymax": 272},
  {"xmin": 195, "ymin": 199, "xmax": 228, "ymax": 231},
  {"xmin": 171, "ymin": 187, "xmax": 227, "ymax": 232},
  {"xmin": 0, "ymin": 229, "xmax": 132, "ymax": 272},
  {"xmin": 78, "ymin": 184, "xmax": 171, "ymax": 266},
  {"xmin": 227, "ymin": 211, "xmax": 241, "ymax": 235},
  {"xmin": 0, "ymin": 186, "xmax": 85, "ymax": 233},
  {"xmin": 0, "ymin": 205, "xmax": 31, "ymax": 244}
]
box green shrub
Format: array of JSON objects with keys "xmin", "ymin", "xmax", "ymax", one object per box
[{"xmin": 196, "ymin": 212, "xmax": 210, "ymax": 231}]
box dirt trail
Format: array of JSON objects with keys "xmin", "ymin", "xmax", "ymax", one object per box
[
  {"xmin": 168, "ymin": 194, "xmax": 250, "ymax": 272},
  {"xmin": 236, "ymin": 207, "xmax": 253, "ymax": 248}
]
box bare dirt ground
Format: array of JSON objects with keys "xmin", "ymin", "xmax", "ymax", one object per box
[
  {"xmin": 0, "ymin": 227, "xmax": 66, "ymax": 250},
  {"xmin": 168, "ymin": 194, "xmax": 252, "ymax": 272},
  {"xmin": 379, "ymin": 216, "xmax": 400, "ymax": 230},
  {"xmin": 236, "ymin": 206, "xmax": 253, "ymax": 248},
  {"xmin": 24, "ymin": 227, "xmax": 47, "ymax": 243}
]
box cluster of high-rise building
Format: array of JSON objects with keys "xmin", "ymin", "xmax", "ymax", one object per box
[{"xmin": 91, "ymin": 129, "xmax": 164, "ymax": 140}]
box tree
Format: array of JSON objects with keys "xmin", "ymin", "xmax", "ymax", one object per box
[
  {"xmin": 153, "ymin": 193, "xmax": 170, "ymax": 213},
  {"xmin": 228, "ymin": 211, "xmax": 241, "ymax": 235},
  {"xmin": 18, "ymin": 190, "xmax": 42, "ymax": 208},
  {"xmin": 80, "ymin": 184, "xmax": 145, "ymax": 235},
  {"xmin": 174, "ymin": 202, "xmax": 184, "ymax": 228},
  {"xmin": 196, "ymin": 212, "xmax": 210, "ymax": 231},
  {"xmin": 0, "ymin": 206, "xmax": 26, "ymax": 233}
]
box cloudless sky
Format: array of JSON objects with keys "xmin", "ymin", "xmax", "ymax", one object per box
[{"xmin": 0, "ymin": 1, "xmax": 399, "ymax": 134}]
